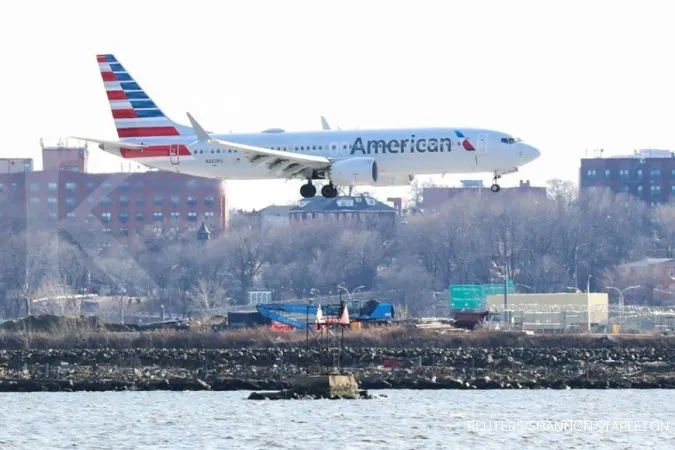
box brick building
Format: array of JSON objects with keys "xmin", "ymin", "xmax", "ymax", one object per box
[
  {"xmin": 0, "ymin": 142, "xmax": 228, "ymax": 238},
  {"xmin": 422, "ymin": 180, "xmax": 547, "ymax": 212},
  {"xmin": 579, "ymin": 149, "xmax": 675, "ymax": 206}
]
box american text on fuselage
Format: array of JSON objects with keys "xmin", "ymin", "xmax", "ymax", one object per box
[{"xmin": 297, "ymin": 134, "xmax": 458, "ymax": 198}]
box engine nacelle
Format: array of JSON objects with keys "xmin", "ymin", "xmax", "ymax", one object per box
[
  {"xmin": 373, "ymin": 174, "xmax": 415, "ymax": 186},
  {"xmin": 329, "ymin": 157, "xmax": 378, "ymax": 186}
]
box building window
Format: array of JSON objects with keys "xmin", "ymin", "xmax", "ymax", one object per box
[
  {"xmin": 153, "ymin": 212, "xmax": 163, "ymax": 221},
  {"xmin": 135, "ymin": 196, "xmax": 144, "ymax": 206},
  {"xmin": 204, "ymin": 211, "xmax": 214, "ymax": 219},
  {"xmin": 119, "ymin": 212, "xmax": 129, "ymax": 223},
  {"xmin": 604, "ymin": 169, "xmax": 611, "ymax": 179},
  {"xmin": 66, "ymin": 197, "xmax": 76, "ymax": 206},
  {"xmin": 87, "ymin": 212, "xmax": 94, "ymax": 223},
  {"xmin": 48, "ymin": 182, "xmax": 58, "ymax": 191},
  {"xmin": 637, "ymin": 185, "xmax": 643, "ymax": 196},
  {"xmin": 153, "ymin": 226, "xmax": 162, "ymax": 235},
  {"xmin": 187, "ymin": 196, "xmax": 197, "ymax": 206},
  {"xmin": 120, "ymin": 195, "xmax": 129, "ymax": 206},
  {"xmin": 101, "ymin": 196, "xmax": 112, "ymax": 205},
  {"xmin": 65, "ymin": 182, "xmax": 76, "ymax": 191},
  {"xmin": 120, "ymin": 181, "xmax": 130, "ymax": 191},
  {"xmin": 101, "ymin": 212, "xmax": 112, "ymax": 223},
  {"xmin": 651, "ymin": 201, "xmax": 660, "ymax": 208},
  {"xmin": 48, "ymin": 212, "xmax": 57, "ymax": 221},
  {"xmin": 188, "ymin": 211, "xmax": 198, "ymax": 221},
  {"xmin": 650, "ymin": 169, "xmax": 661, "ymax": 180},
  {"xmin": 153, "ymin": 195, "xmax": 163, "ymax": 206},
  {"xmin": 186, "ymin": 180, "xmax": 198, "ymax": 189},
  {"xmin": 67, "ymin": 212, "xmax": 76, "ymax": 222},
  {"xmin": 204, "ymin": 195, "xmax": 215, "ymax": 206},
  {"xmin": 29, "ymin": 183, "xmax": 39, "ymax": 192},
  {"xmin": 119, "ymin": 226, "xmax": 129, "ymax": 236},
  {"xmin": 171, "ymin": 211, "xmax": 180, "ymax": 221},
  {"xmin": 170, "ymin": 196, "xmax": 180, "ymax": 206},
  {"xmin": 619, "ymin": 169, "xmax": 630, "ymax": 180},
  {"xmin": 102, "ymin": 227, "xmax": 112, "ymax": 234},
  {"xmin": 48, "ymin": 197, "xmax": 58, "ymax": 204},
  {"xmin": 651, "ymin": 185, "xmax": 661, "ymax": 196},
  {"xmin": 671, "ymin": 185, "xmax": 675, "ymax": 194},
  {"xmin": 136, "ymin": 212, "xmax": 144, "ymax": 221},
  {"xmin": 637, "ymin": 169, "xmax": 643, "ymax": 178},
  {"xmin": 29, "ymin": 197, "xmax": 39, "ymax": 204},
  {"xmin": 11, "ymin": 182, "xmax": 17, "ymax": 192}
]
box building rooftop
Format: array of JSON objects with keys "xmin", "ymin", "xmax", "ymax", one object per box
[
  {"xmin": 584, "ymin": 149, "xmax": 675, "ymax": 160},
  {"xmin": 257, "ymin": 204, "xmax": 295, "ymax": 216},
  {"xmin": 625, "ymin": 257, "xmax": 674, "ymax": 268},
  {"xmin": 291, "ymin": 195, "xmax": 397, "ymax": 213}
]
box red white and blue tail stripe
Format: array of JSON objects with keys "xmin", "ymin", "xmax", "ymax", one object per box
[{"xmin": 96, "ymin": 54, "xmax": 193, "ymax": 139}]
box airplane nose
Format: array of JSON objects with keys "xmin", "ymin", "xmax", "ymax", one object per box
[{"xmin": 521, "ymin": 144, "xmax": 540, "ymax": 163}]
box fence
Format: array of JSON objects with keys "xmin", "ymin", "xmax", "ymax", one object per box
[{"xmin": 486, "ymin": 304, "xmax": 675, "ymax": 333}]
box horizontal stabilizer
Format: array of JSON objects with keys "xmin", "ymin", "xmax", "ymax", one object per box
[{"xmin": 70, "ymin": 136, "xmax": 147, "ymax": 151}]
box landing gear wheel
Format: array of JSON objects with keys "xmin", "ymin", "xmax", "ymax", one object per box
[
  {"xmin": 300, "ymin": 183, "xmax": 316, "ymax": 198},
  {"xmin": 321, "ymin": 183, "xmax": 338, "ymax": 198},
  {"xmin": 490, "ymin": 183, "xmax": 501, "ymax": 193}
]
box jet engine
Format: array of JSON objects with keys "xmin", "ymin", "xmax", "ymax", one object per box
[
  {"xmin": 373, "ymin": 174, "xmax": 415, "ymax": 186},
  {"xmin": 329, "ymin": 157, "xmax": 378, "ymax": 186}
]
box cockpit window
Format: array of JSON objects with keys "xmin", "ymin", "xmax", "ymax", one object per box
[{"xmin": 500, "ymin": 137, "xmax": 522, "ymax": 144}]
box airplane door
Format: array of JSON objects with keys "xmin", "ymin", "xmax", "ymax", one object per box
[
  {"xmin": 169, "ymin": 144, "xmax": 180, "ymax": 165},
  {"xmin": 477, "ymin": 134, "xmax": 488, "ymax": 155}
]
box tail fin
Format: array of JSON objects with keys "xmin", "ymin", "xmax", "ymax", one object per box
[{"xmin": 96, "ymin": 54, "xmax": 193, "ymax": 139}]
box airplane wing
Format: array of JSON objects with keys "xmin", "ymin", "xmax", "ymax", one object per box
[{"xmin": 186, "ymin": 113, "xmax": 331, "ymax": 178}]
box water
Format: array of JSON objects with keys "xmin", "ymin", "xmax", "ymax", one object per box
[{"xmin": 0, "ymin": 390, "xmax": 674, "ymax": 449}]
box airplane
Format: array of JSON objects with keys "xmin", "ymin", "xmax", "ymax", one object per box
[{"xmin": 73, "ymin": 54, "xmax": 541, "ymax": 199}]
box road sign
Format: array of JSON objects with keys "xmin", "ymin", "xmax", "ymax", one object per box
[
  {"xmin": 450, "ymin": 285, "xmax": 485, "ymax": 310},
  {"xmin": 483, "ymin": 281, "xmax": 515, "ymax": 296}
]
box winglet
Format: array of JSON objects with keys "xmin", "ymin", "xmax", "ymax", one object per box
[
  {"xmin": 321, "ymin": 116, "xmax": 331, "ymax": 130},
  {"xmin": 186, "ymin": 112, "xmax": 211, "ymax": 142}
]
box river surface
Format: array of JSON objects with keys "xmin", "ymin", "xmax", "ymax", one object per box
[{"xmin": 0, "ymin": 390, "xmax": 674, "ymax": 449}]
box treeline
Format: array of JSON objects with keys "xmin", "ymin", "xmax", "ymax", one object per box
[{"xmin": 1, "ymin": 179, "xmax": 673, "ymax": 319}]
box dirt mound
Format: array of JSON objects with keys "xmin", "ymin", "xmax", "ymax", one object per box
[{"xmin": 0, "ymin": 315, "xmax": 118, "ymax": 333}]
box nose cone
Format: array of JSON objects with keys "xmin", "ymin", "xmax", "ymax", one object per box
[{"xmin": 521, "ymin": 144, "xmax": 541, "ymax": 164}]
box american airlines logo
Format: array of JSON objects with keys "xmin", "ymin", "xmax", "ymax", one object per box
[{"xmin": 349, "ymin": 136, "xmax": 454, "ymax": 155}]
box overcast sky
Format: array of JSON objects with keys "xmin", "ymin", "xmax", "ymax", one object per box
[{"xmin": 2, "ymin": 0, "xmax": 674, "ymax": 210}]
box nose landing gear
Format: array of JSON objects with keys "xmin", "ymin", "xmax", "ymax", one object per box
[{"xmin": 490, "ymin": 173, "xmax": 501, "ymax": 193}]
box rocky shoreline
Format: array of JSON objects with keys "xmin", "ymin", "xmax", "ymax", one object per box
[{"xmin": 1, "ymin": 344, "xmax": 675, "ymax": 392}]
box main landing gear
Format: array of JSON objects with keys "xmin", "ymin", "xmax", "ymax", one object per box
[{"xmin": 300, "ymin": 181, "xmax": 338, "ymax": 199}]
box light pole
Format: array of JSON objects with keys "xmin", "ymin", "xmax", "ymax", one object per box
[
  {"xmin": 604, "ymin": 285, "xmax": 641, "ymax": 324},
  {"xmin": 586, "ymin": 274, "xmax": 592, "ymax": 333}
]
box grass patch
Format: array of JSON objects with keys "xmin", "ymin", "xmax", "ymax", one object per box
[{"xmin": 2, "ymin": 317, "xmax": 675, "ymax": 350}]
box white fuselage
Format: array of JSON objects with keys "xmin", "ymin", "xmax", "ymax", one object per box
[{"xmin": 119, "ymin": 127, "xmax": 540, "ymax": 182}]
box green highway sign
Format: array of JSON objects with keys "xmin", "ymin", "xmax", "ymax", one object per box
[
  {"xmin": 449, "ymin": 281, "xmax": 516, "ymax": 310},
  {"xmin": 482, "ymin": 281, "xmax": 515, "ymax": 296},
  {"xmin": 450, "ymin": 284, "xmax": 485, "ymax": 310}
]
